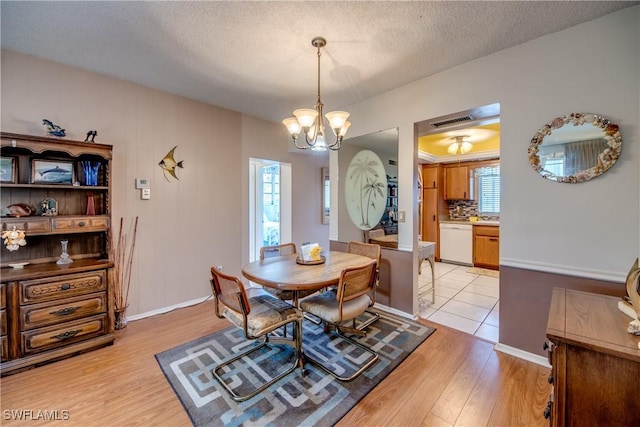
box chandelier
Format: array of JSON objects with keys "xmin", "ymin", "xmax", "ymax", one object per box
[
  {"xmin": 282, "ymin": 37, "xmax": 351, "ymax": 151},
  {"xmin": 447, "ymin": 135, "xmax": 473, "ymax": 155}
]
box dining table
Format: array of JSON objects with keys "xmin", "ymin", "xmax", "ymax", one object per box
[
  {"xmin": 242, "ymin": 250, "xmax": 375, "ymax": 371},
  {"xmin": 241, "ymin": 250, "xmax": 374, "ymax": 306}
]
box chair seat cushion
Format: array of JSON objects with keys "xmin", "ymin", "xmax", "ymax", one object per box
[
  {"xmin": 300, "ymin": 290, "xmax": 372, "ymax": 323},
  {"xmin": 262, "ymin": 286, "xmax": 317, "ymax": 301},
  {"xmin": 223, "ymin": 294, "xmax": 302, "ymax": 337}
]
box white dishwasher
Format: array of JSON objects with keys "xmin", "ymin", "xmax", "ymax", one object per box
[{"xmin": 439, "ymin": 223, "xmax": 472, "ymax": 265}]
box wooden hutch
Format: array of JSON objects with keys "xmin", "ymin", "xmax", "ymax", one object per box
[{"xmin": 0, "ymin": 132, "xmax": 114, "ymax": 376}]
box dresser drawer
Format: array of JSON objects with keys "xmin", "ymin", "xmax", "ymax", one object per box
[
  {"xmin": 20, "ymin": 292, "xmax": 107, "ymax": 330},
  {"xmin": 1, "ymin": 218, "xmax": 51, "ymax": 234},
  {"xmin": 51, "ymin": 216, "xmax": 109, "ymax": 232},
  {"xmin": 0, "ymin": 309, "xmax": 6, "ymax": 336},
  {"xmin": 20, "ymin": 271, "xmax": 106, "ymax": 304},
  {"xmin": 1, "ymin": 335, "xmax": 7, "ymax": 362},
  {"xmin": 0, "ymin": 282, "xmax": 5, "ymax": 309},
  {"xmin": 21, "ymin": 314, "xmax": 108, "ymax": 355}
]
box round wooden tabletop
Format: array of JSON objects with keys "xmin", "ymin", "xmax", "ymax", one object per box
[{"xmin": 241, "ymin": 251, "xmax": 374, "ymax": 292}]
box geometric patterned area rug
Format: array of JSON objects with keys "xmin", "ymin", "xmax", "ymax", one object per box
[{"xmin": 155, "ymin": 310, "xmax": 435, "ymax": 426}]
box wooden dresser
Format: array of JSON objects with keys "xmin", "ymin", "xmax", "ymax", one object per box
[{"xmin": 545, "ymin": 288, "xmax": 640, "ymax": 426}]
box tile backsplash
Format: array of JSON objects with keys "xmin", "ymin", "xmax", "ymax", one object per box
[{"xmin": 447, "ymin": 200, "xmax": 499, "ymax": 221}]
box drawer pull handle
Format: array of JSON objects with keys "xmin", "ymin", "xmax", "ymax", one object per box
[
  {"xmin": 50, "ymin": 306, "xmax": 80, "ymax": 316},
  {"xmin": 489, "ymin": 238, "xmax": 498, "ymax": 242},
  {"xmin": 61, "ymin": 284, "xmax": 71, "ymax": 290},
  {"xmin": 51, "ymin": 329, "xmax": 82, "ymax": 341},
  {"xmin": 78, "ymin": 221, "xmax": 86, "ymax": 226}
]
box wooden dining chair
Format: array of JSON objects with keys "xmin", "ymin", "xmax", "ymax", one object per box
[
  {"xmin": 299, "ymin": 260, "xmax": 379, "ymax": 381},
  {"xmin": 260, "ymin": 243, "xmax": 317, "ymax": 301},
  {"xmin": 346, "ymin": 241, "xmax": 381, "ymax": 330},
  {"xmin": 209, "ymin": 267, "xmax": 303, "ymax": 402}
]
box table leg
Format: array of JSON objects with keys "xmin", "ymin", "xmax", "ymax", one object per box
[{"xmin": 291, "ymin": 290, "xmax": 306, "ymax": 373}]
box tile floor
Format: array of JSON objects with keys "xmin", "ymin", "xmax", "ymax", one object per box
[{"xmin": 418, "ymin": 261, "xmax": 500, "ymax": 343}]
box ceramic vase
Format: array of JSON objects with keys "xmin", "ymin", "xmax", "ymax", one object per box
[{"xmin": 115, "ymin": 308, "xmax": 128, "ymax": 330}]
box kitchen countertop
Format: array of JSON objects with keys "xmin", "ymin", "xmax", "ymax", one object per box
[
  {"xmin": 440, "ymin": 219, "xmax": 500, "ymax": 226},
  {"xmin": 472, "ymin": 220, "xmax": 499, "ymax": 226}
]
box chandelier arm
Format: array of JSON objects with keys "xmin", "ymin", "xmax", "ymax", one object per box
[{"xmin": 293, "ymin": 136, "xmax": 311, "ymax": 150}]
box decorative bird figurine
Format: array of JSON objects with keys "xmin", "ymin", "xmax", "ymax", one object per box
[
  {"xmin": 623, "ymin": 258, "xmax": 640, "ymax": 336},
  {"xmin": 42, "ymin": 119, "xmax": 66, "ymax": 137},
  {"xmin": 159, "ymin": 146, "xmax": 184, "ymax": 181},
  {"xmin": 84, "ymin": 130, "xmax": 97, "ymax": 142}
]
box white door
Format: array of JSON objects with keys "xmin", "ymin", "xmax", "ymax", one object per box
[{"xmin": 249, "ymin": 159, "xmax": 292, "ymax": 261}]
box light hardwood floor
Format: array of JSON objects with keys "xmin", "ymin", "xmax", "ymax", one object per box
[{"xmin": 1, "ymin": 300, "xmax": 551, "ymax": 426}]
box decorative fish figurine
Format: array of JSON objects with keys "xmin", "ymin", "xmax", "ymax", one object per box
[
  {"xmin": 159, "ymin": 146, "xmax": 183, "ymax": 181},
  {"xmin": 42, "ymin": 119, "xmax": 66, "ymax": 137}
]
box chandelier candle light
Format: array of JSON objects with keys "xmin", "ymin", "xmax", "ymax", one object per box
[{"xmin": 282, "ymin": 37, "xmax": 351, "ymax": 151}]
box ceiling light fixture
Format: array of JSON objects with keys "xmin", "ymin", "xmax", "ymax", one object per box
[
  {"xmin": 282, "ymin": 37, "xmax": 351, "ymax": 151},
  {"xmin": 447, "ymin": 135, "xmax": 473, "ymax": 155}
]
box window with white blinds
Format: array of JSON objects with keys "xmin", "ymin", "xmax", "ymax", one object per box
[{"xmin": 475, "ymin": 166, "xmax": 500, "ymax": 214}]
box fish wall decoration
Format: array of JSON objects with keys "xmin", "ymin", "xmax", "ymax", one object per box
[{"xmin": 159, "ymin": 146, "xmax": 184, "ymax": 181}]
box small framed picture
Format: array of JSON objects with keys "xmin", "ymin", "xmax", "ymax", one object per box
[
  {"xmin": 0, "ymin": 156, "xmax": 17, "ymax": 183},
  {"xmin": 31, "ymin": 159, "xmax": 74, "ymax": 184}
]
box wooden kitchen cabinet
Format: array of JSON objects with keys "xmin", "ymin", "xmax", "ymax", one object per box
[
  {"xmin": 421, "ymin": 165, "xmax": 441, "ymax": 259},
  {"xmin": 0, "ymin": 132, "xmax": 114, "ymax": 376},
  {"xmin": 444, "ymin": 166, "xmax": 472, "ymax": 200},
  {"xmin": 545, "ymin": 288, "xmax": 640, "ymax": 427},
  {"xmin": 472, "ymin": 224, "xmax": 499, "ymax": 269},
  {"xmin": 422, "ymin": 165, "xmax": 439, "ymax": 189}
]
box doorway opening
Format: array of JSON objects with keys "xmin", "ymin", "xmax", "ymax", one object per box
[
  {"xmin": 249, "ymin": 158, "xmax": 292, "ymax": 262},
  {"xmin": 415, "ymin": 102, "xmax": 501, "ymax": 343}
]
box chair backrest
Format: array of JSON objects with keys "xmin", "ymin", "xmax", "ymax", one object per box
[
  {"xmin": 347, "ymin": 241, "xmax": 381, "ymax": 266},
  {"xmin": 336, "ymin": 260, "xmax": 378, "ymax": 304},
  {"xmin": 210, "ymin": 267, "xmax": 250, "ymax": 315},
  {"xmin": 260, "ymin": 242, "xmax": 297, "ymax": 260}
]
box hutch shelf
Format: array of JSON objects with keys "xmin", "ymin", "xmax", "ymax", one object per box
[{"xmin": 1, "ymin": 132, "xmax": 114, "ymax": 376}]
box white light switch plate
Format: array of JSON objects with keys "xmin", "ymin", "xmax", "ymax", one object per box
[{"xmin": 141, "ymin": 188, "xmax": 151, "ymax": 200}]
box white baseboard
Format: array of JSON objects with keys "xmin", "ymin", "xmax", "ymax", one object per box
[
  {"xmin": 494, "ymin": 342, "xmax": 550, "ymax": 368},
  {"xmin": 374, "ymin": 303, "xmax": 413, "ymax": 320},
  {"xmin": 500, "ymin": 258, "xmax": 624, "ymax": 282},
  {"xmin": 127, "ymin": 295, "xmax": 212, "ymax": 322},
  {"xmin": 125, "ymin": 296, "xmax": 414, "ymax": 324}
]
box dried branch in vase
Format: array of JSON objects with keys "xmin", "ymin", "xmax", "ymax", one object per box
[{"xmin": 110, "ymin": 217, "xmax": 139, "ymax": 316}]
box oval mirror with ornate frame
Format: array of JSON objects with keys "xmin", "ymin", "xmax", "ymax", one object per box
[{"xmin": 528, "ymin": 113, "xmax": 622, "ymax": 183}]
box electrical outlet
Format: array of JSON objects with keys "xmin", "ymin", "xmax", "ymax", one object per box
[{"xmin": 217, "ymin": 265, "xmax": 223, "ymax": 270}]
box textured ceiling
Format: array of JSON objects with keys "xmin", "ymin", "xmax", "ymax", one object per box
[{"xmin": 1, "ymin": 1, "xmax": 637, "ymax": 124}]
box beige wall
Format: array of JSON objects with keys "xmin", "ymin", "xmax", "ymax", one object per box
[
  {"xmin": 0, "ymin": 50, "xmax": 329, "ymax": 318},
  {"xmin": 335, "ymin": 7, "xmax": 639, "ymax": 351}
]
